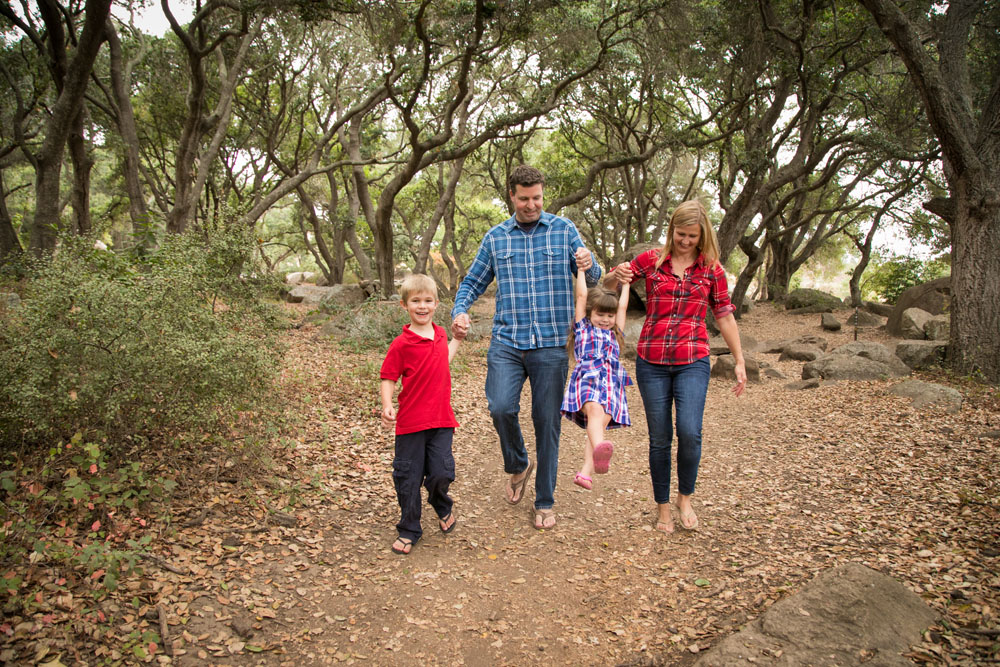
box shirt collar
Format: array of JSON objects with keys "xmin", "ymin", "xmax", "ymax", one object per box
[
  {"xmin": 665, "ymin": 252, "xmax": 707, "ymax": 272},
  {"xmin": 402, "ymin": 323, "xmax": 440, "ymax": 341},
  {"xmin": 502, "ymin": 211, "xmax": 553, "ymax": 232}
]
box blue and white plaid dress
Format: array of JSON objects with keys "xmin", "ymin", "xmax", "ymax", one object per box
[{"xmin": 561, "ymin": 318, "xmax": 632, "ymax": 429}]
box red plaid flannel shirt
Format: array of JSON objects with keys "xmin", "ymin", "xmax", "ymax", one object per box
[{"xmin": 628, "ymin": 249, "xmax": 736, "ymax": 365}]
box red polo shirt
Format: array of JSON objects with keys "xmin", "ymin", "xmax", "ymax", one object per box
[
  {"xmin": 628, "ymin": 249, "xmax": 736, "ymax": 365},
  {"xmin": 380, "ymin": 323, "xmax": 459, "ymax": 435}
]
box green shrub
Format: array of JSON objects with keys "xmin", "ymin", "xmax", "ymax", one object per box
[
  {"xmin": 0, "ymin": 230, "xmax": 283, "ymax": 450},
  {"xmin": 331, "ymin": 297, "xmax": 455, "ymax": 351},
  {"xmin": 862, "ymin": 254, "xmax": 950, "ymax": 304}
]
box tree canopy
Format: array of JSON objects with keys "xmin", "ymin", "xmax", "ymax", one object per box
[{"xmin": 2, "ymin": 0, "xmax": 997, "ymax": 380}]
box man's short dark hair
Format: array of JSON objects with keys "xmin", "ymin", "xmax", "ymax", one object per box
[{"xmin": 508, "ymin": 165, "xmax": 545, "ymax": 193}]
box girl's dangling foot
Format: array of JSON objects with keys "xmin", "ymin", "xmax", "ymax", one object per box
[{"xmin": 593, "ymin": 440, "xmax": 613, "ymax": 474}]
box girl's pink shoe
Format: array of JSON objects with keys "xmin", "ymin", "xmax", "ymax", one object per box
[
  {"xmin": 593, "ymin": 441, "xmax": 614, "ymax": 474},
  {"xmin": 573, "ymin": 473, "xmax": 593, "ymax": 490}
]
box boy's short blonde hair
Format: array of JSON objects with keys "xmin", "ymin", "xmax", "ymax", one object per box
[{"xmin": 399, "ymin": 273, "xmax": 438, "ymax": 302}]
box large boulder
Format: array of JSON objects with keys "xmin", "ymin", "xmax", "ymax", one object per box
[
  {"xmin": 285, "ymin": 285, "xmax": 347, "ymax": 305},
  {"xmin": 695, "ymin": 563, "xmax": 937, "ymax": 667},
  {"xmin": 846, "ymin": 308, "xmax": 886, "ymax": 327},
  {"xmin": 890, "ymin": 380, "xmax": 963, "ymax": 413},
  {"xmin": 711, "ymin": 354, "xmax": 761, "ymax": 383},
  {"xmin": 803, "ymin": 341, "xmax": 911, "ymax": 381},
  {"xmin": 863, "ymin": 300, "xmax": 895, "ymax": 317},
  {"xmin": 900, "ymin": 307, "xmax": 932, "ymax": 339},
  {"xmin": 888, "ymin": 277, "xmax": 950, "ymax": 336},
  {"xmin": 787, "ymin": 303, "xmax": 835, "ymax": 315},
  {"xmin": 784, "ymin": 288, "xmax": 842, "ymax": 312},
  {"xmin": 784, "ymin": 378, "xmax": 823, "ymax": 390},
  {"xmin": 924, "ymin": 314, "xmax": 950, "ymax": 341},
  {"xmin": 609, "ymin": 242, "xmax": 661, "ymax": 306},
  {"xmin": 832, "ymin": 341, "xmax": 908, "ymax": 365},
  {"xmin": 763, "ymin": 334, "xmax": 828, "ymax": 355},
  {"xmin": 284, "ymin": 271, "xmax": 316, "ymax": 285},
  {"xmin": 609, "ymin": 242, "xmax": 661, "ymax": 269},
  {"xmin": 319, "ymin": 284, "xmax": 369, "ymax": 310},
  {"xmin": 709, "ymin": 334, "xmax": 759, "ymax": 356},
  {"xmin": 895, "ymin": 340, "xmax": 947, "ymax": 370},
  {"xmin": 779, "ymin": 343, "xmax": 825, "ymax": 362},
  {"xmin": 820, "ymin": 313, "xmax": 841, "ymax": 331},
  {"xmin": 620, "ymin": 320, "xmax": 644, "ymax": 360}
]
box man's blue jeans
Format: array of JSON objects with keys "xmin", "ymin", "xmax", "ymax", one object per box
[
  {"xmin": 485, "ymin": 342, "xmax": 568, "ymax": 510},
  {"xmin": 635, "ymin": 355, "xmax": 711, "ymax": 505}
]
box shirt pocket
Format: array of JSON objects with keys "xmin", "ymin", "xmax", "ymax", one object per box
[
  {"xmin": 495, "ymin": 249, "xmax": 516, "ymax": 280},
  {"xmin": 536, "ymin": 248, "xmax": 560, "ymax": 277},
  {"xmin": 647, "ymin": 272, "xmax": 673, "ymax": 298},
  {"xmin": 686, "ymin": 275, "xmax": 711, "ymax": 303}
]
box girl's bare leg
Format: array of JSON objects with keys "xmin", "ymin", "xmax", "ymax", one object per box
[
  {"xmin": 583, "ymin": 402, "xmax": 611, "ymax": 449},
  {"xmin": 584, "ymin": 402, "xmax": 614, "ymax": 473},
  {"xmin": 579, "ymin": 431, "xmax": 596, "ymax": 478}
]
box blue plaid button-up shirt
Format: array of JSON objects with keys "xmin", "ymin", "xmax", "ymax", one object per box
[{"xmin": 452, "ymin": 211, "xmax": 601, "ymax": 350}]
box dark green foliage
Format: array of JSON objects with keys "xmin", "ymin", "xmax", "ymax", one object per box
[
  {"xmin": 863, "ymin": 254, "xmax": 950, "ymax": 305},
  {"xmin": 329, "ymin": 296, "xmax": 455, "ymax": 352},
  {"xmin": 0, "ymin": 231, "xmax": 283, "ymax": 450}
]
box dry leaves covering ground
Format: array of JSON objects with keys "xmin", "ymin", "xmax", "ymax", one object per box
[{"xmin": 3, "ymin": 301, "xmax": 998, "ymax": 666}]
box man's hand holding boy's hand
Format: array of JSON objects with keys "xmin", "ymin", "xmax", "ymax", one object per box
[
  {"xmin": 381, "ymin": 405, "xmax": 396, "ymax": 429},
  {"xmin": 451, "ymin": 313, "xmax": 470, "ymax": 340}
]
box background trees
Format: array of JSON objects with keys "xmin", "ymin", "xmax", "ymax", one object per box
[
  {"xmin": 857, "ymin": 0, "xmax": 1000, "ymax": 381},
  {"xmin": 0, "ymin": 0, "xmax": 994, "ymax": 380}
]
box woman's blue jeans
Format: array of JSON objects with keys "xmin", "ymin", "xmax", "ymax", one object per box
[
  {"xmin": 635, "ymin": 355, "xmax": 711, "ymax": 505},
  {"xmin": 485, "ymin": 342, "xmax": 568, "ymax": 510}
]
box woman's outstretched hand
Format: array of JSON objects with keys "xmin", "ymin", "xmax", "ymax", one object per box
[
  {"xmin": 612, "ymin": 262, "xmax": 633, "ymax": 285},
  {"xmin": 732, "ymin": 361, "xmax": 747, "ymax": 397}
]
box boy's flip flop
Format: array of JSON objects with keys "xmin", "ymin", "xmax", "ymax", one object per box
[
  {"xmin": 593, "ymin": 441, "xmax": 614, "ymax": 474},
  {"xmin": 391, "ymin": 536, "xmax": 413, "ymax": 555},
  {"xmin": 506, "ymin": 459, "xmax": 534, "ymax": 504},
  {"xmin": 439, "ymin": 513, "xmax": 457, "ymax": 533}
]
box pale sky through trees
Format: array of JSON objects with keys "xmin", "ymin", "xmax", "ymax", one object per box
[
  {"xmin": 107, "ymin": 1, "xmax": 935, "ymax": 269},
  {"xmin": 116, "ymin": 0, "xmax": 194, "ymax": 36}
]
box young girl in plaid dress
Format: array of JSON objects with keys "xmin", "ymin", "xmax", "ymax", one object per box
[{"xmin": 560, "ymin": 265, "xmax": 632, "ymax": 490}]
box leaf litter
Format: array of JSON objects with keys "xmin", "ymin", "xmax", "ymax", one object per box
[{"xmin": 1, "ymin": 302, "xmax": 997, "ymax": 665}]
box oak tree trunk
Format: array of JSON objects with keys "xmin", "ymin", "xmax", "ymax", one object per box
[
  {"xmin": 106, "ymin": 21, "xmax": 149, "ymax": 237},
  {"xmin": 28, "ymin": 0, "xmax": 111, "ymax": 254},
  {"xmin": 949, "ymin": 178, "xmax": 1000, "ymax": 381}
]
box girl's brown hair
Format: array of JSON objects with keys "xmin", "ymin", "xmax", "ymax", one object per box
[
  {"xmin": 566, "ymin": 287, "xmax": 625, "ymax": 362},
  {"xmin": 655, "ymin": 199, "xmax": 721, "ymax": 272}
]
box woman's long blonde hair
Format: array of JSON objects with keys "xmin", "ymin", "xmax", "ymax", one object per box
[{"xmin": 655, "ymin": 200, "xmax": 721, "ymax": 271}]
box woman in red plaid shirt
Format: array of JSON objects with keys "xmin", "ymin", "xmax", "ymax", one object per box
[{"xmin": 610, "ymin": 200, "xmax": 746, "ymax": 534}]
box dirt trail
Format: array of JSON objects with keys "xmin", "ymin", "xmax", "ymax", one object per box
[{"xmin": 162, "ymin": 303, "xmax": 998, "ymax": 666}]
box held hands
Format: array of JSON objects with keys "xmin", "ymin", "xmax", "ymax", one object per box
[
  {"xmin": 732, "ymin": 361, "xmax": 747, "ymax": 398},
  {"xmin": 575, "ymin": 247, "xmax": 593, "ymax": 272},
  {"xmin": 612, "ymin": 262, "xmax": 633, "ymax": 285},
  {"xmin": 451, "ymin": 312, "xmax": 471, "ymax": 340}
]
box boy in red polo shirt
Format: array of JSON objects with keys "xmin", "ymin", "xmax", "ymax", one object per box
[{"xmin": 380, "ymin": 274, "xmax": 462, "ymax": 555}]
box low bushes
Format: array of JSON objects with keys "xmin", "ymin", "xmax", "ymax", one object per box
[{"xmin": 0, "ymin": 231, "xmax": 283, "ymax": 450}]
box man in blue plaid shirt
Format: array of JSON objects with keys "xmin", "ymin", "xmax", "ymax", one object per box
[{"xmin": 451, "ymin": 165, "xmax": 601, "ymax": 530}]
